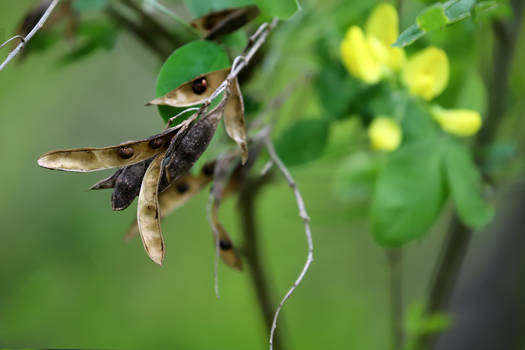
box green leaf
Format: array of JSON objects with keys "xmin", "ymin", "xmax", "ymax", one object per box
[
  {"xmin": 371, "ymin": 140, "xmax": 446, "ymax": 245},
  {"xmin": 444, "ymin": 0, "xmax": 477, "ymax": 22},
  {"xmin": 58, "ymin": 21, "xmax": 117, "ymax": 64},
  {"xmin": 392, "ymin": 24, "xmax": 425, "ymax": 48},
  {"xmin": 275, "ymin": 119, "xmax": 330, "ymax": 166},
  {"xmin": 444, "ymin": 140, "xmax": 494, "ymax": 229},
  {"xmin": 255, "ymin": 0, "xmax": 300, "ymax": 19},
  {"xmin": 400, "ymin": 98, "xmax": 439, "ymax": 144},
  {"xmin": 184, "ymin": 0, "xmax": 255, "ymax": 18},
  {"xmin": 332, "ymin": 152, "xmax": 379, "ymax": 202},
  {"xmin": 73, "ymin": 0, "xmax": 107, "ymax": 12},
  {"xmin": 417, "ymin": 4, "xmax": 448, "ymax": 32},
  {"xmin": 155, "ymin": 41, "xmax": 230, "ymax": 123}
]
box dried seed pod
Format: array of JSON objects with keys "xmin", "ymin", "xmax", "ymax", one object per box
[
  {"xmin": 190, "ymin": 6, "xmax": 260, "ymax": 40},
  {"xmin": 124, "ymin": 166, "xmax": 214, "ymax": 241},
  {"xmin": 89, "ymin": 168, "xmax": 123, "ymax": 190},
  {"xmin": 37, "ymin": 127, "xmax": 177, "ymax": 172},
  {"xmin": 137, "ymin": 151, "xmax": 167, "ymax": 265},
  {"xmin": 112, "ymin": 159, "xmax": 152, "ymax": 211},
  {"xmin": 163, "ymin": 99, "xmax": 226, "ymax": 183},
  {"xmin": 211, "ymin": 199, "xmax": 242, "ymax": 270},
  {"xmin": 224, "ymin": 78, "xmax": 248, "ymax": 164},
  {"xmin": 147, "ymin": 69, "xmax": 229, "ymax": 108}
]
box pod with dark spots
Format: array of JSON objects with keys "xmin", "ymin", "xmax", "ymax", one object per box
[
  {"xmin": 211, "ymin": 198, "xmax": 242, "ymax": 270},
  {"xmin": 147, "ymin": 68, "xmax": 229, "ymax": 108},
  {"xmin": 190, "ymin": 6, "xmax": 260, "ymax": 40},
  {"xmin": 124, "ymin": 166, "xmax": 214, "ymax": 241},
  {"xmin": 137, "ymin": 151, "xmax": 167, "ymax": 265},
  {"xmin": 224, "ymin": 78, "xmax": 248, "ymax": 164},
  {"xmin": 112, "ymin": 159, "xmax": 152, "ymax": 211},
  {"xmin": 89, "ymin": 168, "xmax": 123, "ymax": 190},
  {"xmin": 37, "ymin": 126, "xmax": 178, "ymax": 172},
  {"xmin": 163, "ymin": 98, "xmax": 226, "ymax": 183}
]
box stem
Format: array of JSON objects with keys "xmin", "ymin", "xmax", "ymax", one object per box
[
  {"xmin": 239, "ymin": 174, "xmax": 285, "ymax": 350},
  {"xmin": 387, "ymin": 248, "xmax": 403, "ymax": 350},
  {"xmin": 416, "ymin": 2, "xmax": 524, "ymax": 349}
]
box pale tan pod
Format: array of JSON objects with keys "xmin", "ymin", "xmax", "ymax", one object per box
[
  {"xmin": 137, "ymin": 151, "xmax": 167, "ymax": 265},
  {"xmin": 37, "ymin": 128, "xmax": 177, "ymax": 172},
  {"xmin": 224, "ymin": 78, "xmax": 248, "ymax": 164},
  {"xmin": 147, "ymin": 69, "xmax": 230, "ymax": 108},
  {"xmin": 189, "ymin": 6, "xmax": 260, "ymax": 40},
  {"xmin": 124, "ymin": 174, "xmax": 212, "ymax": 241},
  {"xmin": 211, "ymin": 199, "xmax": 242, "ymax": 270}
]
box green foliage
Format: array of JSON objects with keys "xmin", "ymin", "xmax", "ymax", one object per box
[
  {"xmin": 333, "ymin": 152, "xmax": 379, "ymax": 202},
  {"xmin": 184, "ymin": 0, "xmax": 256, "ymax": 17},
  {"xmin": 444, "ymin": 140, "xmax": 494, "ymax": 229},
  {"xmin": 275, "ymin": 119, "xmax": 330, "ymax": 166},
  {"xmin": 73, "ymin": 0, "xmax": 108, "ymax": 12},
  {"xmin": 371, "ymin": 140, "xmax": 446, "ymax": 246},
  {"xmin": 155, "ymin": 41, "xmax": 230, "ymax": 123},
  {"xmin": 417, "ymin": 4, "xmax": 449, "ymax": 32},
  {"xmin": 403, "ymin": 302, "xmax": 453, "ymax": 350},
  {"xmin": 255, "ymin": 0, "xmax": 300, "ymax": 19}
]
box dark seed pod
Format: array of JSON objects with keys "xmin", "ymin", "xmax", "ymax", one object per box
[
  {"xmin": 118, "ymin": 146, "xmax": 134, "ymax": 159},
  {"xmin": 89, "ymin": 168, "xmax": 123, "ymax": 190},
  {"xmin": 190, "ymin": 6, "xmax": 260, "ymax": 40},
  {"xmin": 191, "ymin": 77, "xmax": 208, "ymax": 95},
  {"xmin": 219, "ymin": 239, "xmax": 233, "ymax": 250},
  {"xmin": 112, "ymin": 159, "xmax": 152, "ymax": 211}
]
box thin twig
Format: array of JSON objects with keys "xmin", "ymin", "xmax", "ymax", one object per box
[
  {"xmin": 387, "ymin": 248, "xmax": 403, "ymax": 350},
  {"xmin": 206, "ymin": 192, "xmax": 221, "ymax": 299},
  {"xmin": 264, "ymin": 138, "xmax": 314, "ymax": 350},
  {"xmin": 0, "ymin": 35, "xmax": 25, "ymax": 50},
  {"xmin": 0, "ymin": 0, "xmax": 60, "ymax": 72}
]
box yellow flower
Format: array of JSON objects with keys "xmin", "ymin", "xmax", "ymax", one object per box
[
  {"xmin": 402, "ymin": 46, "xmax": 449, "ymax": 101},
  {"xmin": 368, "ymin": 117, "xmax": 402, "ymax": 151},
  {"xmin": 431, "ymin": 106, "xmax": 482, "ymax": 137},
  {"xmin": 340, "ymin": 3, "xmax": 405, "ymax": 83}
]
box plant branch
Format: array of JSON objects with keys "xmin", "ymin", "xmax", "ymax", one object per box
[
  {"xmin": 239, "ymin": 174, "xmax": 285, "ymax": 350},
  {"xmin": 387, "ymin": 248, "xmax": 403, "ymax": 350},
  {"xmin": 264, "ymin": 138, "xmax": 314, "ymax": 350},
  {"xmin": 0, "ymin": 0, "xmax": 60, "ymax": 72},
  {"xmin": 416, "ymin": 2, "xmax": 524, "ymax": 349}
]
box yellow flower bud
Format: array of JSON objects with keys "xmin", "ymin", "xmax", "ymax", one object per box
[
  {"xmin": 402, "ymin": 46, "xmax": 449, "ymax": 101},
  {"xmin": 368, "ymin": 117, "xmax": 402, "ymax": 151},
  {"xmin": 431, "ymin": 106, "xmax": 482, "ymax": 137},
  {"xmin": 365, "ymin": 3, "xmax": 406, "ymax": 71},
  {"xmin": 341, "ymin": 26, "xmax": 382, "ymax": 84}
]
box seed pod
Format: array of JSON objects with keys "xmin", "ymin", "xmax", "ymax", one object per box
[
  {"xmin": 211, "ymin": 198, "xmax": 242, "ymax": 270},
  {"xmin": 163, "ymin": 98, "xmax": 226, "ymax": 183},
  {"xmin": 112, "ymin": 159, "xmax": 152, "ymax": 211},
  {"xmin": 37, "ymin": 127, "xmax": 178, "ymax": 172},
  {"xmin": 124, "ymin": 163, "xmax": 215, "ymax": 241},
  {"xmin": 224, "ymin": 78, "xmax": 248, "ymax": 164},
  {"xmin": 190, "ymin": 6, "xmax": 260, "ymax": 40},
  {"xmin": 89, "ymin": 168, "xmax": 123, "ymax": 190},
  {"xmin": 137, "ymin": 151, "xmax": 167, "ymax": 265},
  {"xmin": 147, "ymin": 69, "xmax": 229, "ymax": 108}
]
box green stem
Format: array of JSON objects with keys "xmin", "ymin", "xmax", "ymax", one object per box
[{"xmin": 388, "ymin": 248, "xmax": 403, "ymax": 350}]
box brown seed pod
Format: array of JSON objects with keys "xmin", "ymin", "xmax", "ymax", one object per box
[
  {"xmin": 137, "ymin": 151, "xmax": 167, "ymax": 265},
  {"xmin": 211, "ymin": 198, "xmax": 242, "ymax": 270},
  {"xmin": 147, "ymin": 68, "xmax": 229, "ymax": 108},
  {"xmin": 163, "ymin": 98, "xmax": 226, "ymax": 183},
  {"xmin": 190, "ymin": 5, "xmax": 260, "ymax": 40},
  {"xmin": 37, "ymin": 127, "xmax": 177, "ymax": 172},
  {"xmin": 223, "ymin": 78, "xmax": 248, "ymax": 164},
  {"xmin": 89, "ymin": 168, "xmax": 123, "ymax": 190},
  {"xmin": 112, "ymin": 159, "xmax": 152, "ymax": 211}
]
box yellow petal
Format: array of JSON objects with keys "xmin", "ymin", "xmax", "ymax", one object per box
[
  {"xmin": 368, "ymin": 117, "xmax": 402, "ymax": 151},
  {"xmin": 341, "ymin": 26, "xmax": 382, "ymax": 84},
  {"xmin": 366, "ymin": 3, "xmax": 399, "ymax": 47},
  {"xmin": 402, "ymin": 46, "xmax": 449, "ymax": 100},
  {"xmin": 368, "ymin": 35, "xmax": 406, "ymax": 71},
  {"xmin": 432, "ymin": 106, "xmax": 482, "ymax": 137}
]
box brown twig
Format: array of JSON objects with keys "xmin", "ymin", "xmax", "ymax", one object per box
[
  {"xmin": 387, "ymin": 248, "xmax": 403, "ymax": 350},
  {"xmin": 0, "ymin": 0, "xmax": 60, "ymax": 71},
  {"xmin": 416, "ymin": 1, "xmax": 525, "ymax": 348}
]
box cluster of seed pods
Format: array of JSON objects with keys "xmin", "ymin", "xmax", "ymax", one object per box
[{"xmin": 38, "ymin": 68, "xmax": 248, "ymax": 266}]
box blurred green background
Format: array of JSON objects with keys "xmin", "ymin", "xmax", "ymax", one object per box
[{"xmin": 1, "ymin": 0, "xmax": 524, "ymax": 349}]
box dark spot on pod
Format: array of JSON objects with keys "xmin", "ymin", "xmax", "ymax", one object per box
[
  {"xmin": 118, "ymin": 146, "xmax": 134, "ymax": 159},
  {"xmin": 192, "ymin": 77, "xmax": 207, "ymax": 95},
  {"xmin": 201, "ymin": 161, "xmax": 216, "ymax": 177},
  {"xmin": 175, "ymin": 182, "xmax": 190, "ymax": 194},
  {"xmin": 219, "ymin": 239, "xmax": 232, "ymax": 250},
  {"xmin": 149, "ymin": 138, "xmax": 164, "ymax": 149}
]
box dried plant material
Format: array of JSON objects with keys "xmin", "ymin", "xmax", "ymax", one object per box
[
  {"xmin": 224, "ymin": 78, "xmax": 248, "ymax": 164},
  {"xmin": 147, "ymin": 68, "xmax": 229, "ymax": 108},
  {"xmin": 89, "ymin": 168, "xmax": 123, "ymax": 190},
  {"xmin": 211, "ymin": 199, "xmax": 242, "ymax": 270},
  {"xmin": 37, "ymin": 128, "xmax": 178, "ymax": 172},
  {"xmin": 190, "ymin": 5, "xmax": 260, "ymax": 40},
  {"xmin": 163, "ymin": 99, "xmax": 226, "ymax": 182},
  {"xmin": 137, "ymin": 151, "xmax": 167, "ymax": 265},
  {"xmin": 112, "ymin": 159, "xmax": 152, "ymax": 211},
  {"xmin": 124, "ymin": 161, "xmax": 215, "ymax": 241}
]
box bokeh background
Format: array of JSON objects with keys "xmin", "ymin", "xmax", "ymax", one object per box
[{"xmin": 1, "ymin": 0, "xmax": 525, "ymax": 349}]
